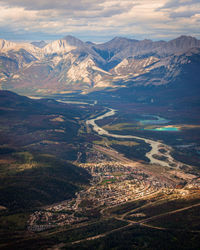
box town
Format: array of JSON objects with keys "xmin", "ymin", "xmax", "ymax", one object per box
[{"xmin": 27, "ymin": 160, "xmax": 196, "ymax": 232}]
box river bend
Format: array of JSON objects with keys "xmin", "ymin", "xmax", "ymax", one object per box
[{"xmin": 86, "ymin": 108, "xmax": 183, "ymax": 168}]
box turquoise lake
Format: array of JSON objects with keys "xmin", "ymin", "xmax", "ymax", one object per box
[
  {"xmin": 149, "ymin": 127, "xmax": 180, "ymax": 131},
  {"xmin": 138, "ymin": 115, "xmax": 170, "ymax": 125}
]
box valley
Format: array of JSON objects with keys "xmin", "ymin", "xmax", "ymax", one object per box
[
  {"xmin": 0, "ymin": 91, "xmax": 199, "ymax": 249},
  {"xmin": 22, "ymin": 101, "xmax": 200, "ymax": 249},
  {"xmin": 0, "ymin": 34, "xmax": 200, "ymax": 249},
  {"xmin": 86, "ymin": 107, "xmax": 189, "ymax": 168}
]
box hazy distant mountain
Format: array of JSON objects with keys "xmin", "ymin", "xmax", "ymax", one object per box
[
  {"xmin": 31, "ymin": 40, "xmax": 47, "ymax": 48},
  {"xmin": 0, "ymin": 35, "xmax": 200, "ymax": 95},
  {"xmin": 90, "ymin": 35, "xmax": 200, "ymax": 68}
]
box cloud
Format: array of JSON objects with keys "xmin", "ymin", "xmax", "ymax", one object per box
[
  {"xmin": 158, "ymin": 0, "xmax": 200, "ymax": 18},
  {"xmin": 0, "ymin": 0, "xmax": 133, "ymax": 17},
  {"xmin": 160, "ymin": 0, "xmax": 200, "ymax": 9},
  {"xmin": 0, "ymin": 0, "xmax": 103, "ymax": 11},
  {"xmin": 170, "ymin": 10, "xmax": 197, "ymax": 18},
  {"xmin": 0, "ymin": 0, "xmax": 200, "ymax": 42}
]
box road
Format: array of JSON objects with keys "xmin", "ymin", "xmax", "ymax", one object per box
[{"xmin": 68, "ymin": 202, "xmax": 200, "ymax": 247}]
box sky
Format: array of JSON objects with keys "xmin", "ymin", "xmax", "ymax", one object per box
[{"xmin": 0, "ymin": 0, "xmax": 200, "ymax": 42}]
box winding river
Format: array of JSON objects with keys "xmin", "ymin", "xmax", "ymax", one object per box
[{"xmin": 86, "ymin": 108, "xmax": 182, "ymax": 168}]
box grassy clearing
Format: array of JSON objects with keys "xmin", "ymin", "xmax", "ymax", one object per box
[
  {"xmin": 93, "ymin": 138, "xmax": 139, "ymax": 147},
  {"xmin": 101, "ymin": 178, "xmax": 117, "ymax": 185},
  {"xmin": 103, "ymin": 123, "xmax": 139, "ymax": 131},
  {"xmin": 0, "ymin": 151, "xmax": 54, "ymax": 175},
  {"xmin": 0, "ymin": 213, "xmax": 30, "ymax": 231}
]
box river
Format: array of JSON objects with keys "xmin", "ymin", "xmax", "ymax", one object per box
[{"xmin": 86, "ymin": 108, "xmax": 182, "ymax": 168}]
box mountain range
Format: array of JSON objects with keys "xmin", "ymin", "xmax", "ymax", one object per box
[{"xmin": 0, "ymin": 35, "xmax": 200, "ymax": 95}]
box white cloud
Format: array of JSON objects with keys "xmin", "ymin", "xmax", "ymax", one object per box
[{"xmin": 0, "ymin": 0, "xmax": 199, "ymax": 41}]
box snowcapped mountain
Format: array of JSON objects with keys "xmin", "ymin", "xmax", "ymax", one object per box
[
  {"xmin": 0, "ymin": 39, "xmax": 42, "ymax": 58},
  {"xmin": 43, "ymin": 35, "xmax": 85, "ymax": 55},
  {"xmin": 0, "ymin": 35, "xmax": 200, "ymax": 95}
]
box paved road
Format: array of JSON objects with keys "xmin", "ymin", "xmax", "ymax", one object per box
[{"xmin": 68, "ymin": 202, "xmax": 200, "ymax": 247}]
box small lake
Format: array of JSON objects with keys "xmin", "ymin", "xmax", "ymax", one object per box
[
  {"xmin": 138, "ymin": 115, "xmax": 170, "ymax": 125},
  {"xmin": 147, "ymin": 127, "xmax": 180, "ymax": 132},
  {"xmin": 138, "ymin": 115, "xmax": 180, "ymax": 132}
]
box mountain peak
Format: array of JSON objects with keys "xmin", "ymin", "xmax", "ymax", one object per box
[
  {"xmin": 176, "ymin": 35, "xmax": 197, "ymax": 40},
  {"xmin": 62, "ymin": 35, "xmax": 84, "ymax": 47},
  {"xmin": 111, "ymin": 36, "xmax": 138, "ymax": 42},
  {"xmin": 31, "ymin": 40, "xmax": 47, "ymax": 48},
  {"xmin": 1, "ymin": 34, "xmax": 200, "ymax": 95},
  {"xmin": 0, "ymin": 39, "xmax": 41, "ymax": 58},
  {"xmin": 0, "ymin": 39, "xmax": 16, "ymax": 51},
  {"xmin": 43, "ymin": 36, "xmax": 85, "ymax": 55},
  {"xmin": 63, "ymin": 35, "xmax": 79, "ymax": 40},
  {"xmin": 168, "ymin": 35, "xmax": 200, "ymax": 50},
  {"xmin": 99, "ymin": 36, "xmax": 139, "ymax": 50}
]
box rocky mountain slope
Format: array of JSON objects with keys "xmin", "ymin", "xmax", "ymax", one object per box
[{"xmin": 0, "ymin": 35, "xmax": 200, "ymax": 95}]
